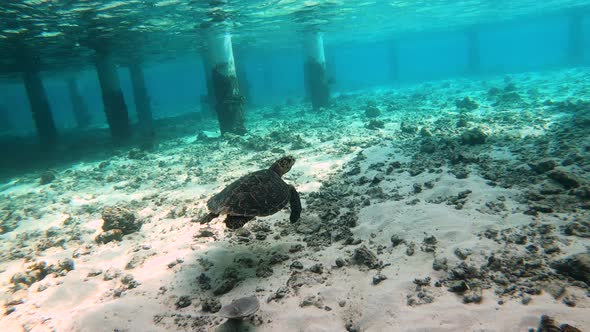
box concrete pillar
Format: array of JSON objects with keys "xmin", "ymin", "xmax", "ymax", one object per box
[
  {"xmin": 23, "ymin": 69, "xmax": 57, "ymax": 146},
  {"xmin": 303, "ymin": 31, "xmax": 330, "ymax": 111},
  {"xmin": 466, "ymin": 28, "xmax": 480, "ymax": 74},
  {"xmin": 95, "ymin": 52, "xmax": 130, "ymax": 142},
  {"xmin": 66, "ymin": 78, "xmax": 90, "ymax": 128},
  {"xmin": 567, "ymin": 11, "xmax": 584, "ymax": 66},
  {"xmin": 128, "ymin": 62, "xmax": 153, "ymax": 136},
  {"xmin": 207, "ymin": 32, "xmax": 246, "ymax": 135}
]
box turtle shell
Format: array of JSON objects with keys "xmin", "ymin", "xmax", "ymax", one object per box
[{"xmin": 208, "ymin": 169, "xmax": 290, "ymax": 217}]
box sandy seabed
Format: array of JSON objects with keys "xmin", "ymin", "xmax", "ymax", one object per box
[{"xmin": 1, "ymin": 68, "xmax": 589, "ymax": 332}]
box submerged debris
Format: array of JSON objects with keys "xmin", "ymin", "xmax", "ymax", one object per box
[{"xmin": 217, "ymin": 296, "xmax": 260, "ymax": 319}]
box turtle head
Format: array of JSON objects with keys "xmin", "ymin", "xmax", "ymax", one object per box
[{"xmin": 270, "ymin": 155, "xmax": 295, "ymax": 176}]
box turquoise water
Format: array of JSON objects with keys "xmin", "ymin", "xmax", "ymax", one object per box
[
  {"xmin": 0, "ymin": 1, "xmax": 588, "ymax": 135},
  {"xmin": 0, "ymin": 2, "xmax": 590, "ymax": 331}
]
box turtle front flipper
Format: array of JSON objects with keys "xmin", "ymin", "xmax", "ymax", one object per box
[
  {"xmin": 289, "ymin": 185, "xmax": 301, "ymax": 223},
  {"xmin": 225, "ymin": 216, "xmax": 254, "ymax": 229},
  {"xmin": 199, "ymin": 213, "xmax": 219, "ymax": 224}
]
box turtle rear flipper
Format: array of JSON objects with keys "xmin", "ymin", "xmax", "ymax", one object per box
[{"xmin": 289, "ymin": 185, "xmax": 301, "ymax": 223}]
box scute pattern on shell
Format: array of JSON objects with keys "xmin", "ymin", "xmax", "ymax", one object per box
[{"xmin": 207, "ymin": 169, "xmax": 290, "ymax": 217}]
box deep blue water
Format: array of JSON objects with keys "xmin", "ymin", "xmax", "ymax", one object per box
[{"xmin": 0, "ymin": 12, "xmax": 588, "ymax": 134}]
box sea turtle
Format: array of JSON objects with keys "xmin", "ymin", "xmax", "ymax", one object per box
[{"xmin": 201, "ymin": 155, "xmax": 301, "ymax": 229}]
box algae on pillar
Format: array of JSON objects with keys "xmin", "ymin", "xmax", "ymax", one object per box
[
  {"xmin": 567, "ymin": 11, "xmax": 584, "ymax": 66},
  {"xmin": 303, "ymin": 31, "xmax": 330, "ymax": 111},
  {"xmin": 128, "ymin": 62, "xmax": 153, "ymax": 136},
  {"xmin": 66, "ymin": 78, "xmax": 91, "ymax": 128},
  {"xmin": 466, "ymin": 28, "xmax": 480, "ymax": 74},
  {"xmin": 95, "ymin": 52, "xmax": 130, "ymax": 142},
  {"xmin": 207, "ymin": 32, "xmax": 246, "ymax": 135},
  {"xmin": 23, "ymin": 69, "xmax": 57, "ymax": 146}
]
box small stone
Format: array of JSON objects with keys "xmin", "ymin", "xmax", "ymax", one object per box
[
  {"xmin": 121, "ymin": 274, "xmax": 139, "ymax": 289},
  {"xmin": 345, "ymin": 321, "xmax": 361, "ymax": 332},
  {"xmin": 299, "ymin": 295, "xmax": 323, "ymax": 308},
  {"xmin": 201, "ymin": 297, "xmax": 221, "ymax": 313},
  {"xmin": 550, "ymin": 253, "xmax": 590, "ymax": 284},
  {"xmin": 433, "ymin": 258, "xmax": 448, "ymax": 271},
  {"xmin": 95, "ymin": 229, "xmax": 124, "ymax": 244},
  {"xmin": 195, "ymin": 229, "xmax": 215, "ymax": 238},
  {"xmin": 413, "ymin": 183, "xmax": 423, "ymax": 193},
  {"xmin": 269, "ymin": 253, "xmax": 290, "ymax": 265},
  {"xmin": 406, "ymin": 242, "xmax": 416, "ymax": 256},
  {"xmin": 267, "ymin": 287, "xmax": 289, "ymax": 303},
  {"xmin": 290, "ymin": 261, "xmax": 304, "ymax": 270},
  {"xmin": 457, "ymin": 190, "xmax": 472, "ymax": 199},
  {"xmin": 176, "ymin": 295, "xmax": 192, "ymax": 309},
  {"xmin": 352, "ymin": 245, "xmax": 380, "ymax": 269},
  {"xmin": 530, "ymin": 204, "xmax": 553, "ymax": 213},
  {"xmin": 448, "ymin": 281, "xmax": 469, "ymax": 293},
  {"xmin": 543, "ymin": 282, "xmax": 566, "ymax": 299},
  {"xmin": 372, "ymin": 273, "xmax": 387, "ymax": 285},
  {"xmin": 365, "ymin": 105, "xmax": 381, "ymax": 118},
  {"xmin": 455, "ymin": 96, "xmax": 479, "ymax": 111},
  {"xmin": 103, "ymin": 268, "xmax": 122, "ymax": 281},
  {"xmin": 289, "ymin": 244, "xmax": 304, "ymax": 253},
  {"xmin": 335, "ymin": 258, "xmax": 345, "ymax": 268},
  {"xmin": 529, "ymin": 158, "xmax": 557, "ymax": 174},
  {"xmin": 256, "ymin": 264, "xmax": 273, "ymax": 278},
  {"xmin": 40, "ymin": 171, "xmax": 56, "ymax": 185},
  {"xmin": 338, "ymin": 300, "xmax": 346, "ymax": 307},
  {"xmin": 296, "ymin": 220, "xmax": 321, "ymax": 235},
  {"xmin": 234, "ymin": 228, "xmax": 251, "ymax": 238},
  {"xmin": 463, "ymin": 287, "xmax": 482, "ymax": 304},
  {"xmin": 454, "ymin": 248, "xmax": 472, "ymax": 260},
  {"xmin": 413, "ymin": 277, "xmax": 431, "ymax": 287},
  {"xmin": 562, "ymin": 295, "xmax": 576, "ymax": 307},
  {"xmin": 420, "ymin": 127, "xmax": 432, "ymax": 137},
  {"xmin": 59, "ymin": 258, "xmax": 75, "ymax": 272},
  {"xmin": 213, "ymin": 278, "xmax": 238, "ymax": 295},
  {"xmin": 371, "ymin": 174, "xmax": 384, "ymax": 185},
  {"xmin": 390, "ymin": 235, "xmax": 405, "ymax": 247},
  {"xmin": 460, "ymin": 128, "xmax": 486, "ymax": 145},
  {"xmin": 547, "ymin": 169, "xmax": 581, "ymax": 189},
  {"xmin": 308, "ymin": 264, "xmax": 323, "ymax": 274},
  {"xmin": 197, "ymin": 273, "xmax": 211, "ymax": 290},
  {"xmin": 125, "ymin": 255, "xmax": 146, "ymax": 270},
  {"xmin": 87, "ymin": 269, "xmax": 103, "ymax": 277},
  {"xmin": 563, "ymin": 221, "xmax": 590, "ymax": 238},
  {"xmin": 521, "ymin": 295, "xmax": 532, "ymax": 305},
  {"xmin": 101, "ymin": 206, "xmax": 141, "ymax": 234},
  {"xmin": 421, "ymin": 235, "xmax": 437, "ymax": 253}
]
